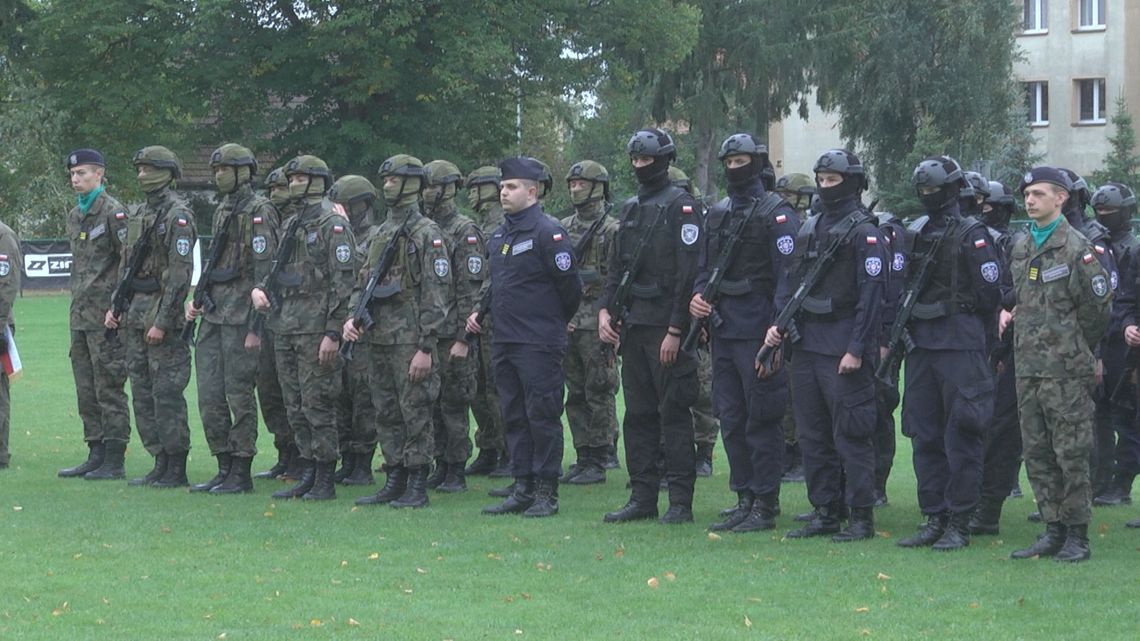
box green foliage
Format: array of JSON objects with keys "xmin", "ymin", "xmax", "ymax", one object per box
[
  {"xmin": 875, "ymin": 114, "xmax": 952, "ymax": 219},
  {"xmin": 1090, "ymin": 95, "xmax": 1140, "ymax": 193}
]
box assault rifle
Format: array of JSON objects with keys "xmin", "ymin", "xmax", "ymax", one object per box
[
  {"xmin": 180, "ymin": 202, "xmax": 244, "ymax": 344},
  {"xmin": 250, "ymin": 212, "xmax": 306, "ymax": 337},
  {"xmin": 1110, "ymin": 347, "xmax": 1140, "ymax": 410},
  {"xmin": 105, "ymin": 215, "xmax": 158, "ymax": 341},
  {"xmin": 874, "ymin": 218, "xmax": 956, "ymax": 386},
  {"xmin": 682, "ymin": 195, "xmax": 779, "ymax": 352},
  {"xmin": 603, "ymin": 203, "xmax": 668, "ymax": 356},
  {"xmin": 340, "ymin": 210, "xmax": 416, "ymax": 360}
]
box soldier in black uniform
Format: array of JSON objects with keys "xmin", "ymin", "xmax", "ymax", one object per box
[
  {"xmin": 764, "ymin": 149, "xmax": 886, "ymax": 542},
  {"xmin": 873, "ymin": 208, "xmax": 907, "ymax": 508},
  {"xmin": 467, "ymin": 157, "xmax": 582, "ymax": 518},
  {"xmin": 1090, "ymin": 182, "xmax": 1139, "ymax": 507},
  {"xmin": 689, "ymin": 134, "xmax": 798, "ymax": 532},
  {"xmin": 969, "ymin": 180, "xmax": 1024, "ymax": 535},
  {"xmin": 893, "ymin": 156, "xmax": 1001, "ymax": 550},
  {"xmin": 599, "ymin": 128, "xmax": 702, "ymax": 525}
]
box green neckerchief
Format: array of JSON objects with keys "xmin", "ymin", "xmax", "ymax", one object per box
[
  {"xmin": 77, "ymin": 185, "xmax": 105, "ymax": 216},
  {"xmin": 1031, "ymin": 215, "xmax": 1062, "ymax": 248}
]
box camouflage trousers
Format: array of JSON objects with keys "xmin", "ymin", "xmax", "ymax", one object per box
[
  {"xmin": 69, "ymin": 329, "xmax": 131, "ymax": 443},
  {"xmin": 470, "ymin": 330, "xmax": 505, "ymax": 452},
  {"xmin": 0, "ymin": 372, "xmax": 9, "ymax": 466},
  {"xmin": 693, "ymin": 346, "xmax": 720, "ymax": 445},
  {"xmin": 564, "ymin": 328, "xmax": 619, "ymax": 449},
  {"xmin": 432, "ymin": 338, "xmax": 475, "ymax": 464},
  {"xmin": 370, "ymin": 343, "xmax": 440, "ymax": 468},
  {"xmin": 1016, "ymin": 375, "xmax": 1095, "ymax": 526},
  {"xmin": 194, "ymin": 321, "xmax": 260, "ymax": 458},
  {"xmin": 274, "ymin": 333, "xmax": 341, "ymax": 464},
  {"xmin": 337, "ymin": 341, "xmax": 377, "ymax": 453},
  {"xmin": 256, "ymin": 328, "xmax": 292, "ymax": 447},
  {"xmin": 125, "ymin": 329, "xmax": 191, "ymax": 456}
]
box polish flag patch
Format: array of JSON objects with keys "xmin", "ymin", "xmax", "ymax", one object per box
[
  {"xmin": 1082, "ymin": 253, "xmax": 1095, "ymax": 264},
  {"xmin": 865, "ymin": 236, "xmax": 877, "ymax": 245},
  {"xmin": 682, "ymin": 205, "xmax": 694, "ymax": 214},
  {"xmin": 466, "ymin": 235, "xmax": 478, "ymax": 244},
  {"xmin": 333, "ymin": 225, "xmax": 344, "ymax": 233},
  {"xmin": 0, "ymin": 255, "xmax": 7, "ymax": 260},
  {"xmin": 115, "ymin": 212, "xmax": 127, "ymax": 220},
  {"xmin": 253, "ymin": 216, "xmax": 263, "ymax": 224},
  {"xmin": 775, "ymin": 214, "xmax": 787, "ymax": 224},
  {"xmin": 553, "ymin": 233, "xmax": 563, "ymax": 242},
  {"xmin": 1095, "ymin": 245, "xmax": 1105, "ymax": 254},
  {"xmin": 176, "ymin": 218, "xmax": 188, "ymax": 227},
  {"xmin": 432, "ymin": 238, "xmax": 443, "ymax": 247},
  {"xmin": 974, "ymin": 238, "xmax": 987, "ymax": 249}
]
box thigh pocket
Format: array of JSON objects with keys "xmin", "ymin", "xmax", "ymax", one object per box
[
  {"xmin": 665, "ymin": 357, "xmax": 700, "ymax": 409},
  {"xmin": 525, "ymin": 387, "xmax": 565, "ymax": 421},
  {"xmin": 950, "ymin": 378, "xmax": 995, "ymax": 437},
  {"xmin": 837, "ymin": 383, "xmax": 877, "ymax": 440}
]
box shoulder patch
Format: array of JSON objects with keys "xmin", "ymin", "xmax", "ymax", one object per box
[
  {"xmin": 114, "ymin": 212, "xmax": 127, "ymax": 220},
  {"xmin": 466, "ymin": 235, "xmax": 478, "ymax": 245},
  {"xmin": 434, "ymin": 257, "xmax": 450, "ymax": 278},
  {"xmin": 1094, "ymin": 244, "xmax": 1106, "ymax": 254},
  {"xmin": 865, "ymin": 235, "xmax": 877, "ymax": 245},
  {"xmin": 176, "ymin": 217, "xmax": 188, "ymax": 227},
  {"xmin": 1082, "ymin": 253, "xmax": 1095, "ymax": 264},
  {"xmin": 432, "ymin": 238, "xmax": 443, "ymax": 248},
  {"xmin": 552, "ymin": 233, "xmax": 563, "ymax": 242},
  {"xmin": 682, "ymin": 205, "xmax": 694, "ymax": 215},
  {"xmin": 776, "ymin": 235, "xmax": 795, "ymax": 255},
  {"xmin": 974, "ymin": 238, "xmax": 987, "ymax": 249},
  {"xmin": 252, "ymin": 235, "xmax": 267, "ymax": 254},
  {"xmin": 681, "ymin": 223, "xmax": 700, "ymax": 245},
  {"xmin": 333, "ymin": 225, "xmax": 344, "ymax": 233},
  {"xmin": 176, "ymin": 238, "xmax": 191, "ymax": 256},
  {"xmin": 980, "ymin": 261, "xmax": 999, "ymax": 283},
  {"xmin": 775, "ymin": 214, "xmax": 788, "ymax": 224},
  {"xmin": 1092, "ymin": 274, "xmax": 1108, "ymax": 297},
  {"xmin": 468, "ymin": 255, "xmax": 483, "ymax": 274},
  {"xmin": 253, "ymin": 216, "xmax": 263, "ymax": 224},
  {"xmin": 865, "ymin": 256, "xmax": 882, "ymax": 276},
  {"xmin": 555, "ymin": 251, "xmax": 572, "ymax": 271},
  {"xmin": 336, "ymin": 244, "xmax": 352, "ymax": 263}
]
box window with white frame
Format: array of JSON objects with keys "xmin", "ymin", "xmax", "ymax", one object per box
[
  {"xmin": 1076, "ymin": 78, "xmax": 1107, "ymax": 123},
  {"xmin": 1023, "ymin": 0, "xmax": 1047, "ymax": 32},
  {"xmin": 1078, "ymin": 0, "xmax": 1105, "ymax": 28},
  {"xmin": 1024, "ymin": 81, "xmax": 1049, "ymax": 125}
]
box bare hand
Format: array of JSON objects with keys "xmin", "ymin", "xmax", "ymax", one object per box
[
  {"xmin": 1095, "ymin": 359, "xmax": 1104, "ymax": 386},
  {"xmin": 660, "ymin": 330, "xmax": 681, "ymax": 367},
  {"xmin": 838, "ymin": 352, "xmax": 862, "ymax": 375},
  {"xmin": 999, "ymin": 309, "xmax": 1013, "ymax": 339},
  {"xmin": 244, "ymin": 332, "xmax": 261, "ymax": 353},
  {"xmin": 104, "ymin": 310, "xmax": 120, "ymax": 329},
  {"xmin": 185, "ymin": 301, "xmax": 203, "ymax": 322},
  {"xmin": 764, "ymin": 325, "xmax": 783, "ymax": 348},
  {"xmin": 465, "ymin": 311, "xmax": 482, "ymax": 336},
  {"xmin": 879, "ymin": 346, "xmax": 889, "ymax": 362},
  {"xmin": 251, "ymin": 288, "xmax": 270, "ymax": 311},
  {"xmin": 1125, "ymin": 324, "xmax": 1140, "ymax": 347},
  {"xmin": 598, "ymin": 309, "xmax": 620, "ymax": 345},
  {"xmin": 567, "ymin": 322, "xmax": 576, "ymax": 334},
  {"xmin": 689, "ymin": 293, "xmax": 712, "ymax": 320},
  {"xmin": 449, "ymin": 341, "xmax": 469, "ymax": 361},
  {"xmin": 409, "ymin": 350, "xmax": 432, "ymax": 382},
  {"xmin": 145, "ymin": 325, "xmax": 165, "ymax": 345},
  {"xmin": 318, "ymin": 336, "xmax": 339, "ymax": 367},
  {"xmin": 343, "ymin": 319, "xmax": 362, "ymax": 343}
]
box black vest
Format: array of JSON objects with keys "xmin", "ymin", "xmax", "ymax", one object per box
[
  {"xmin": 908, "ymin": 215, "xmax": 986, "ymax": 319},
  {"xmin": 790, "ymin": 208, "xmax": 874, "ymax": 320},
  {"xmin": 615, "ymin": 186, "xmax": 686, "ymax": 300},
  {"xmin": 704, "ymin": 193, "xmax": 783, "ymax": 297}
]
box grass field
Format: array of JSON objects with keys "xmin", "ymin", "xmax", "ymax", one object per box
[{"xmin": 2, "ymin": 293, "xmax": 1137, "ymax": 640}]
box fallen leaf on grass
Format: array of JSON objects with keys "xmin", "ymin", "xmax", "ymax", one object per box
[
  {"xmin": 615, "ymin": 544, "xmax": 625, "ymax": 558},
  {"xmin": 969, "ymin": 602, "xmax": 979, "ymax": 609},
  {"xmin": 876, "ymin": 530, "xmax": 891, "ymax": 538},
  {"xmin": 340, "ymin": 560, "xmax": 348, "ymax": 568},
  {"xmin": 514, "ymin": 629, "xmax": 523, "ymax": 635},
  {"xmin": 368, "ymin": 552, "xmax": 380, "ymax": 560},
  {"xmin": 748, "ymin": 597, "xmax": 763, "ymax": 603},
  {"xmin": 12, "ymin": 506, "xmax": 22, "ymax": 512},
  {"xmin": 535, "ymin": 562, "xmax": 551, "ymax": 572},
  {"xmin": 877, "ymin": 573, "xmax": 890, "ymax": 580},
  {"xmin": 664, "ymin": 572, "xmax": 676, "ymax": 582},
  {"xmin": 348, "ymin": 618, "xmax": 360, "ymax": 627},
  {"xmin": 520, "ymin": 593, "xmax": 532, "ymax": 600},
  {"xmin": 416, "ymin": 568, "xmax": 428, "ymax": 574},
  {"xmin": 264, "ymin": 511, "xmax": 274, "ymax": 518},
  {"xmin": 217, "ymin": 634, "xmax": 227, "ymax": 640},
  {"xmin": 1017, "ymin": 597, "xmax": 1025, "ymax": 607},
  {"xmin": 708, "ymin": 533, "xmax": 722, "ymax": 541},
  {"xmin": 860, "ymin": 628, "xmax": 871, "ymax": 636},
  {"xmin": 310, "ymin": 619, "xmax": 322, "ymax": 627},
  {"xmin": 160, "ymin": 526, "xmax": 172, "ymax": 534},
  {"xmin": 854, "ymin": 607, "xmax": 870, "ymax": 613},
  {"xmin": 744, "ymin": 616, "xmax": 752, "ymax": 629},
  {"xmin": 647, "ymin": 577, "xmax": 659, "ymax": 588},
  {"xmin": 1098, "ymin": 523, "xmax": 1109, "ymax": 535},
  {"xmin": 487, "ymin": 553, "xmax": 503, "ymax": 561}
]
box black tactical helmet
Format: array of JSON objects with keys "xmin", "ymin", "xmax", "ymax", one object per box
[
  {"xmin": 717, "ymin": 133, "xmax": 768, "ymax": 161},
  {"xmin": 961, "ymin": 171, "xmax": 990, "ymax": 199},
  {"xmin": 328, "ymin": 175, "xmax": 379, "ymax": 206},
  {"xmin": 1091, "ymin": 182, "xmax": 1138, "ymax": 211},
  {"xmin": 132, "ymin": 145, "xmax": 183, "ymax": 179},
  {"xmin": 626, "ymin": 128, "xmax": 676, "ymax": 160},
  {"xmin": 535, "ymin": 159, "xmax": 554, "ymax": 199},
  {"xmin": 984, "ymin": 181, "xmax": 1016, "ymax": 208},
  {"xmin": 1059, "ymin": 168, "xmax": 1092, "ymax": 208},
  {"xmin": 264, "ymin": 166, "xmax": 289, "ymax": 189},
  {"xmin": 813, "ymin": 149, "xmax": 868, "ymax": 190},
  {"xmin": 209, "ymin": 143, "xmax": 258, "ymax": 174},
  {"xmin": 284, "ymin": 154, "xmax": 332, "ymax": 193},
  {"xmin": 913, "ymin": 156, "xmax": 966, "ymax": 189},
  {"xmin": 566, "ymin": 160, "xmax": 611, "ymax": 203}
]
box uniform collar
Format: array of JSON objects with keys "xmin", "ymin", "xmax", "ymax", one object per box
[{"xmin": 505, "ymin": 202, "xmax": 542, "ymax": 231}]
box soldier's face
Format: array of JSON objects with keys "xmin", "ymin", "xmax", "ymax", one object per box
[
  {"xmin": 630, "ymin": 155, "xmax": 654, "ymax": 168},
  {"xmin": 290, "ymin": 174, "xmax": 312, "ymax": 189},
  {"xmin": 724, "ymin": 155, "xmax": 751, "ymax": 169},
  {"xmin": 568, "ymin": 179, "xmax": 592, "ymax": 197},
  {"xmin": 423, "ymin": 185, "xmax": 443, "ymax": 202},
  {"xmin": 1023, "ymin": 184, "xmax": 1066, "ymax": 222},
  {"xmin": 69, "ymin": 165, "xmax": 103, "ymax": 194},
  {"xmin": 500, "ymin": 178, "xmax": 537, "ymax": 214},
  {"xmin": 816, "ymin": 172, "xmax": 843, "ymax": 189}
]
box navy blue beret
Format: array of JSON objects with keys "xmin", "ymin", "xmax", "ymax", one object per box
[
  {"xmin": 67, "ymin": 148, "xmax": 105, "ymax": 169},
  {"xmin": 499, "ymin": 156, "xmax": 546, "ymax": 182},
  {"xmin": 1019, "ymin": 166, "xmax": 1071, "ymax": 195}
]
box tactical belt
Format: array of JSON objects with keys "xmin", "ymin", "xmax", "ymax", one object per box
[{"xmin": 131, "ymin": 277, "xmax": 160, "ymax": 293}]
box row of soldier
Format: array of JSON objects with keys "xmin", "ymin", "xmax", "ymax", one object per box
[{"xmin": 55, "ymin": 131, "xmax": 1137, "ymax": 561}]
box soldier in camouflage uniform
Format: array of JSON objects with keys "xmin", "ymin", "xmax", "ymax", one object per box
[
  {"xmin": 185, "ymin": 144, "xmax": 279, "ymax": 494},
  {"xmin": 559, "ymin": 160, "xmax": 619, "ymax": 485},
  {"xmin": 464, "ymin": 166, "xmax": 511, "ymax": 478},
  {"xmin": 253, "ymin": 167, "xmax": 301, "ymax": 480},
  {"xmin": 670, "ymin": 165, "xmax": 717, "ymax": 476},
  {"xmin": 349, "ymin": 155, "xmax": 450, "ymax": 509},
  {"xmin": 1009, "ymin": 167, "xmax": 1112, "ymax": 563},
  {"xmin": 327, "ymin": 176, "xmax": 380, "ymax": 487},
  {"xmin": 59, "ymin": 149, "xmax": 132, "ymax": 480},
  {"xmin": 422, "ymin": 160, "xmax": 485, "ymax": 493},
  {"xmin": 251, "ymin": 155, "xmax": 356, "ymax": 501},
  {"xmin": 104, "ymin": 146, "xmax": 196, "ymax": 488},
  {"xmin": 0, "ymin": 220, "xmax": 20, "ymax": 469}
]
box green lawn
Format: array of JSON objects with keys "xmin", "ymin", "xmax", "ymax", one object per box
[{"xmin": 2, "ymin": 293, "xmax": 1137, "ymax": 640}]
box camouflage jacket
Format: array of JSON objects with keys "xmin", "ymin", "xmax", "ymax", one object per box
[
  {"xmin": 561, "ymin": 202, "xmax": 618, "ymax": 330},
  {"xmin": 0, "ymin": 221, "xmax": 21, "ymax": 328},
  {"xmin": 67, "ymin": 189, "xmax": 129, "ymax": 330},
  {"xmin": 1011, "ymin": 215, "xmax": 1112, "ymax": 378},
  {"xmin": 260, "ymin": 201, "xmax": 357, "ymax": 336},
  {"xmin": 123, "ymin": 188, "xmax": 196, "ymax": 331},
  {"xmin": 202, "ymin": 184, "xmax": 280, "ymax": 328},
  {"xmin": 431, "ymin": 202, "xmax": 486, "ymax": 343},
  {"xmin": 348, "ymin": 205, "xmax": 450, "ymax": 349}
]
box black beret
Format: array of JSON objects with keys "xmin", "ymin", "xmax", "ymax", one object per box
[
  {"xmin": 66, "ymin": 148, "xmax": 105, "ymax": 169},
  {"xmin": 1019, "ymin": 166, "xmax": 1071, "ymax": 195},
  {"xmin": 499, "ymin": 156, "xmax": 546, "ymax": 182}
]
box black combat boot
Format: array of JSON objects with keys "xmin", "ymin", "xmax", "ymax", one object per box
[
  {"xmin": 272, "ymin": 459, "xmax": 316, "ymax": 499},
  {"xmin": 710, "ymin": 491, "xmax": 754, "ymax": 530},
  {"xmin": 873, "ymin": 489, "xmax": 889, "ymax": 508},
  {"xmin": 483, "ymin": 477, "xmax": 535, "ymax": 515},
  {"xmin": 659, "ymin": 503, "xmax": 694, "ymax": 524},
  {"xmin": 786, "ymin": 504, "xmax": 843, "ymax": 538},
  {"xmin": 437, "ymin": 464, "xmax": 467, "ymax": 493},
  {"xmin": 254, "ymin": 443, "xmax": 290, "ymax": 480},
  {"xmin": 566, "ymin": 447, "xmax": 606, "ymax": 485},
  {"xmin": 793, "ymin": 508, "xmax": 818, "ymax": 522},
  {"xmin": 932, "ymin": 512, "xmax": 971, "ymax": 551},
  {"xmin": 1011, "ymin": 522, "xmax": 1068, "ymax": 559},
  {"xmin": 83, "ymin": 441, "xmax": 126, "ymax": 480},
  {"xmin": 211, "ymin": 456, "xmax": 254, "ymax": 494},
  {"xmin": 968, "ymin": 497, "xmax": 1005, "ymax": 536},
  {"xmin": 355, "ymin": 465, "xmax": 407, "ymax": 505},
  {"xmin": 128, "ymin": 452, "xmax": 168, "ymax": 486},
  {"xmin": 897, "ymin": 513, "xmax": 948, "ymax": 548},
  {"xmin": 333, "ymin": 452, "xmax": 356, "ymax": 484},
  {"xmin": 489, "ymin": 450, "xmax": 512, "ymax": 478},
  {"xmin": 832, "ymin": 507, "xmax": 875, "ymax": 542},
  {"xmin": 391, "ymin": 466, "xmax": 430, "ymax": 508},
  {"xmin": 1027, "ymin": 510, "xmax": 1042, "ymax": 522},
  {"xmin": 1093, "ymin": 475, "xmax": 1134, "ymax": 507},
  {"xmin": 59, "ymin": 441, "xmax": 105, "ymax": 478},
  {"xmin": 1125, "ymin": 517, "xmax": 1140, "ymax": 528},
  {"xmin": 302, "ymin": 460, "xmax": 337, "ymax": 501},
  {"xmin": 732, "ymin": 493, "xmax": 778, "ymax": 532},
  {"xmin": 191, "ymin": 453, "xmax": 232, "ymax": 492},
  {"xmin": 604, "ymin": 442, "xmax": 621, "ymax": 469},
  {"xmin": 488, "ymin": 480, "xmax": 517, "ymax": 498},
  {"xmin": 426, "ymin": 459, "xmax": 448, "ymax": 489},
  {"xmin": 523, "ymin": 478, "xmax": 559, "ymax": 517},
  {"xmin": 343, "ymin": 451, "xmax": 375, "ymax": 486},
  {"xmin": 603, "ymin": 496, "xmax": 659, "ymax": 523},
  {"xmin": 695, "ymin": 442, "xmax": 714, "ymax": 478},
  {"xmin": 281, "ymin": 444, "xmax": 306, "ymax": 480},
  {"xmin": 151, "ymin": 451, "xmax": 189, "ymax": 488},
  {"xmin": 559, "ymin": 448, "xmax": 587, "ymax": 483},
  {"xmin": 464, "ymin": 449, "xmax": 498, "ymax": 476},
  {"xmin": 1053, "ymin": 524, "xmax": 1091, "ymax": 562},
  {"xmin": 781, "ymin": 442, "xmax": 804, "ymax": 483}
]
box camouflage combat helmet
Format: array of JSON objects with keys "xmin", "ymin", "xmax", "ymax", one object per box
[
  {"xmin": 566, "ymin": 160, "xmax": 610, "ymax": 205},
  {"xmin": 284, "ymin": 154, "xmax": 332, "ymax": 194},
  {"xmin": 377, "ymin": 154, "xmax": 425, "ymax": 206},
  {"xmin": 264, "ymin": 166, "xmax": 289, "ymax": 189},
  {"xmin": 132, "ymin": 145, "xmax": 183, "ymax": 179},
  {"xmin": 329, "ymin": 175, "xmax": 379, "ymax": 206},
  {"xmin": 209, "ymin": 143, "xmax": 258, "ymax": 173}
]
